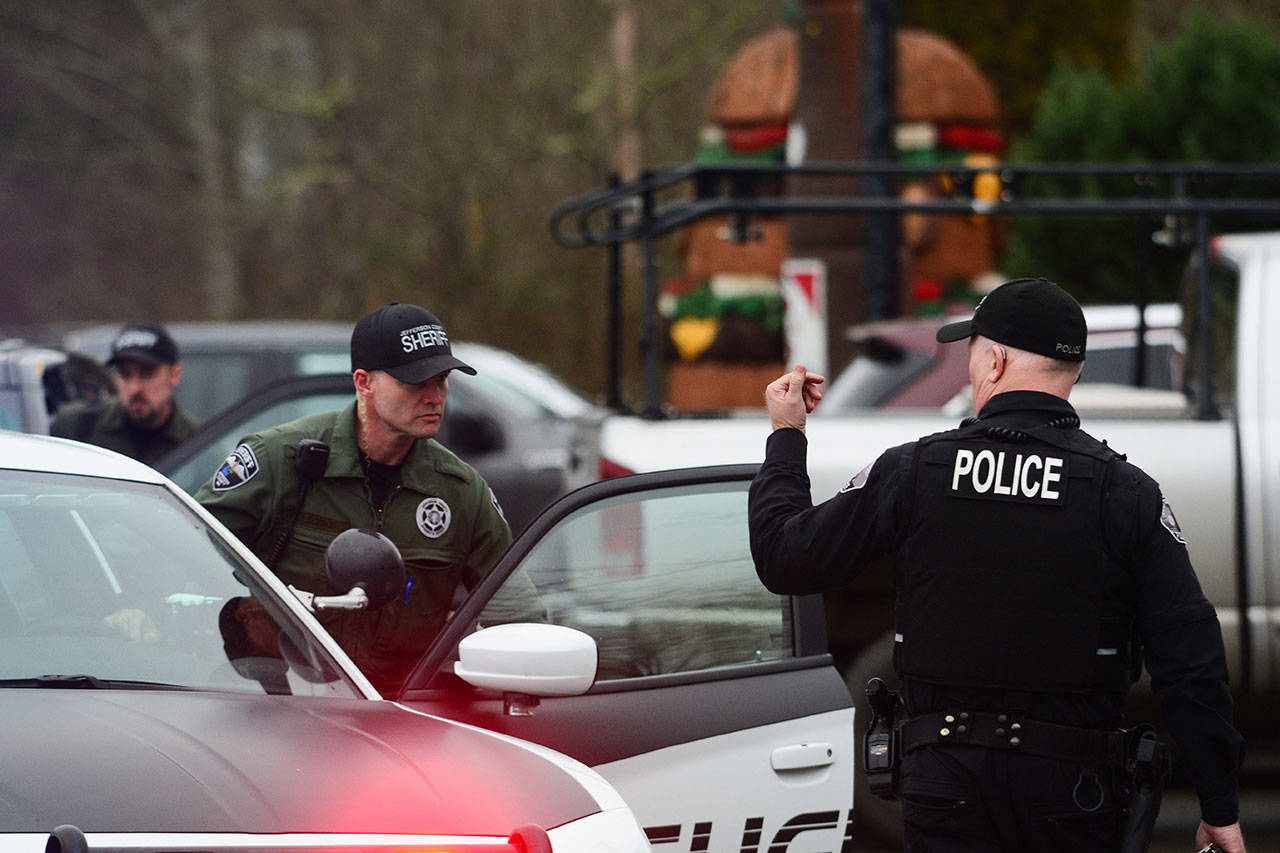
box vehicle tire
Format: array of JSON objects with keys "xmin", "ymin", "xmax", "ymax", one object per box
[{"xmin": 841, "ymin": 627, "xmax": 903, "ymax": 848}]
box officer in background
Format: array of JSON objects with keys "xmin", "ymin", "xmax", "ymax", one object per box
[
  {"xmin": 749, "ymin": 278, "xmax": 1245, "ymax": 852},
  {"xmin": 196, "ymin": 302, "xmax": 537, "ymax": 694},
  {"xmin": 51, "ymin": 323, "xmax": 198, "ymax": 466}
]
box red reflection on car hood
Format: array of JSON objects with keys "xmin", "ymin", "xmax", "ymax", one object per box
[{"xmin": 0, "ymin": 690, "xmax": 598, "ymax": 835}]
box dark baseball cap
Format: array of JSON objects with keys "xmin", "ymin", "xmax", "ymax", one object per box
[
  {"xmin": 935, "ymin": 277, "xmax": 1087, "ymax": 362},
  {"xmin": 350, "ymin": 302, "xmax": 476, "ymax": 384},
  {"xmin": 106, "ymin": 323, "xmax": 180, "ymax": 368}
]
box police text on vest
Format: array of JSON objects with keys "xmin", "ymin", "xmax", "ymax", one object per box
[{"xmin": 951, "ymin": 448, "xmax": 1065, "ymax": 502}]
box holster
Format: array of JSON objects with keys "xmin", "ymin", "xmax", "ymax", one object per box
[
  {"xmin": 1119, "ymin": 725, "xmax": 1172, "ymax": 853},
  {"xmin": 862, "ymin": 678, "xmax": 903, "ymax": 800}
]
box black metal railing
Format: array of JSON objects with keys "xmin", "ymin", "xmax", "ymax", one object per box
[{"xmin": 550, "ymin": 162, "xmax": 1280, "ymax": 419}]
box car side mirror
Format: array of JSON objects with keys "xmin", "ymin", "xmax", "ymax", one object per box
[
  {"xmin": 454, "ymin": 623, "xmax": 597, "ymax": 713},
  {"xmin": 295, "ymin": 528, "xmax": 407, "ymax": 611},
  {"xmin": 440, "ymin": 410, "xmax": 505, "ymax": 456}
]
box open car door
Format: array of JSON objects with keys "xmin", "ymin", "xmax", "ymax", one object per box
[{"xmin": 398, "ymin": 465, "xmax": 855, "ymax": 852}]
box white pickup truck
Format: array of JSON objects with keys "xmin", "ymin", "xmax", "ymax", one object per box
[{"xmin": 604, "ymin": 230, "xmax": 1278, "ymax": 741}]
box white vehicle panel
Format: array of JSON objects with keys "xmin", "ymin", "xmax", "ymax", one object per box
[
  {"xmin": 1220, "ymin": 232, "xmax": 1280, "ymax": 692},
  {"xmin": 596, "ymin": 709, "xmax": 855, "ymax": 853},
  {"xmin": 547, "ymin": 809, "xmax": 654, "ymax": 853},
  {"xmin": 1089, "ymin": 418, "xmax": 1236, "ymax": 604}
]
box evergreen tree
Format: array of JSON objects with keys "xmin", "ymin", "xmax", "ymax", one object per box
[{"xmin": 1004, "ymin": 10, "xmax": 1280, "ymax": 303}]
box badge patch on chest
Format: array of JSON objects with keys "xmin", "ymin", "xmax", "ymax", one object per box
[
  {"xmin": 212, "ymin": 444, "xmax": 259, "ymax": 491},
  {"xmin": 948, "ymin": 447, "xmax": 1068, "ymax": 505},
  {"xmin": 416, "ymin": 497, "xmax": 452, "ymax": 538}
]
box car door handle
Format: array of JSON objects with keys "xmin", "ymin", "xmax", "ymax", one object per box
[{"xmin": 770, "ymin": 743, "xmax": 835, "ymax": 771}]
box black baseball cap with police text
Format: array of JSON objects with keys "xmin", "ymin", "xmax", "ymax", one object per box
[
  {"xmin": 935, "ymin": 277, "xmax": 1087, "ymax": 362},
  {"xmin": 106, "ymin": 323, "xmax": 180, "ymax": 368},
  {"xmin": 350, "ymin": 302, "xmax": 476, "ymax": 384}
]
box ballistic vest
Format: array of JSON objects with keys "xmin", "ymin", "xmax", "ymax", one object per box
[{"xmin": 895, "ymin": 421, "xmax": 1135, "ymax": 694}]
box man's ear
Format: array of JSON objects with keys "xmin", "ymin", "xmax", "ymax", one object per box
[
  {"xmin": 168, "ymin": 363, "xmax": 183, "ymax": 386},
  {"xmin": 352, "ymin": 369, "xmax": 373, "ymax": 397},
  {"xmin": 988, "ymin": 343, "xmax": 1008, "ymax": 382}
]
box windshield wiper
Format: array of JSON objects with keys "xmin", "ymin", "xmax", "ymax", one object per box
[{"xmin": 0, "ymin": 674, "xmax": 192, "ymax": 690}]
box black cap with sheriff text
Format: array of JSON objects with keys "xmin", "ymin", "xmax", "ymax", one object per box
[
  {"xmin": 350, "ymin": 302, "xmax": 476, "ymax": 384},
  {"xmin": 106, "ymin": 323, "xmax": 180, "ymax": 368},
  {"xmin": 935, "ymin": 277, "xmax": 1087, "ymax": 362}
]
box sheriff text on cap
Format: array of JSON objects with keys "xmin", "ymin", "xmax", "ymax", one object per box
[{"xmin": 350, "ymin": 303, "xmax": 476, "ymax": 384}]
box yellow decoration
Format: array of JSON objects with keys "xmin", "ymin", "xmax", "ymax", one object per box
[
  {"xmin": 670, "ymin": 317, "xmax": 722, "ymax": 362},
  {"xmin": 972, "ymin": 170, "xmax": 1003, "ymax": 203},
  {"xmin": 964, "ymin": 153, "xmax": 1002, "ymax": 217}
]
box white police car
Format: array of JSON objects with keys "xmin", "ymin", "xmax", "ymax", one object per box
[
  {"xmin": 0, "ymin": 431, "xmax": 648, "ymax": 853},
  {"xmin": 1, "ymin": 431, "xmax": 856, "ymax": 853}
]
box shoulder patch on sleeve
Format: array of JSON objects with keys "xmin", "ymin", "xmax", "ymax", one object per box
[
  {"xmin": 840, "ymin": 462, "xmax": 874, "ymax": 493},
  {"xmin": 213, "ymin": 444, "xmax": 260, "ymax": 491},
  {"xmin": 1159, "ymin": 492, "xmax": 1187, "ymax": 545}
]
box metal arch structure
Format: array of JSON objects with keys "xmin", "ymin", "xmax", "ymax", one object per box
[{"xmin": 549, "ymin": 161, "xmax": 1280, "ymax": 420}]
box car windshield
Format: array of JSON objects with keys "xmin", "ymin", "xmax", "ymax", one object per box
[{"xmin": 0, "ymin": 468, "xmax": 361, "ymax": 698}]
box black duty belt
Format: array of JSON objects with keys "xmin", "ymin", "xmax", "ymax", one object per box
[{"xmin": 901, "ymin": 711, "xmax": 1126, "ymax": 766}]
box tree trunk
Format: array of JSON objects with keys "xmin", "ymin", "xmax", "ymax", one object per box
[{"xmin": 173, "ymin": 0, "xmax": 240, "ymax": 318}]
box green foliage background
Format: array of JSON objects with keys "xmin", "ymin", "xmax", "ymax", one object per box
[
  {"xmin": 1002, "ymin": 10, "xmax": 1280, "ymax": 303},
  {"xmin": 901, "ymin": 0, "xmax": 1133, "ymax": 136}
]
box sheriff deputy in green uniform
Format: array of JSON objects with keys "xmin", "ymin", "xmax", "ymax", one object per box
[
  {"xmin": 51, "ymin": 323, "xmax": 199, "ymax": 466},
  {"xmin": 196, "ymin": 302, "xmax": 530, "ymax": 693}
]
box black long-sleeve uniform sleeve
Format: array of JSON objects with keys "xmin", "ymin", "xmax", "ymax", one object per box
[
  {"xmin": 1105, "ymin": 460, "xmax": 1244, "ymax": 826},
  {"xmin": 749, "ymin": 427, "xmax": 911, "ymax": 594}
]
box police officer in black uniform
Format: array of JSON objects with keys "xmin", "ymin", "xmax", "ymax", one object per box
[{"xmin": 749, "ymin": 278, "xmax": 1245, "ymax": 852}]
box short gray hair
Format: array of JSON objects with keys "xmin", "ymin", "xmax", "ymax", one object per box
[{"xmin": 1005, "ymin": 342, "xmax": 1085, "ymax": 380}]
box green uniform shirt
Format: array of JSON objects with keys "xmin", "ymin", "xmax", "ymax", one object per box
[
  {"xmin": 50, "ymin": 398, "xmax": 200, "ymax": 467},
  {"xmin": 195, "ymin": 401, "xmax": 518, "ymax": 693}
]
